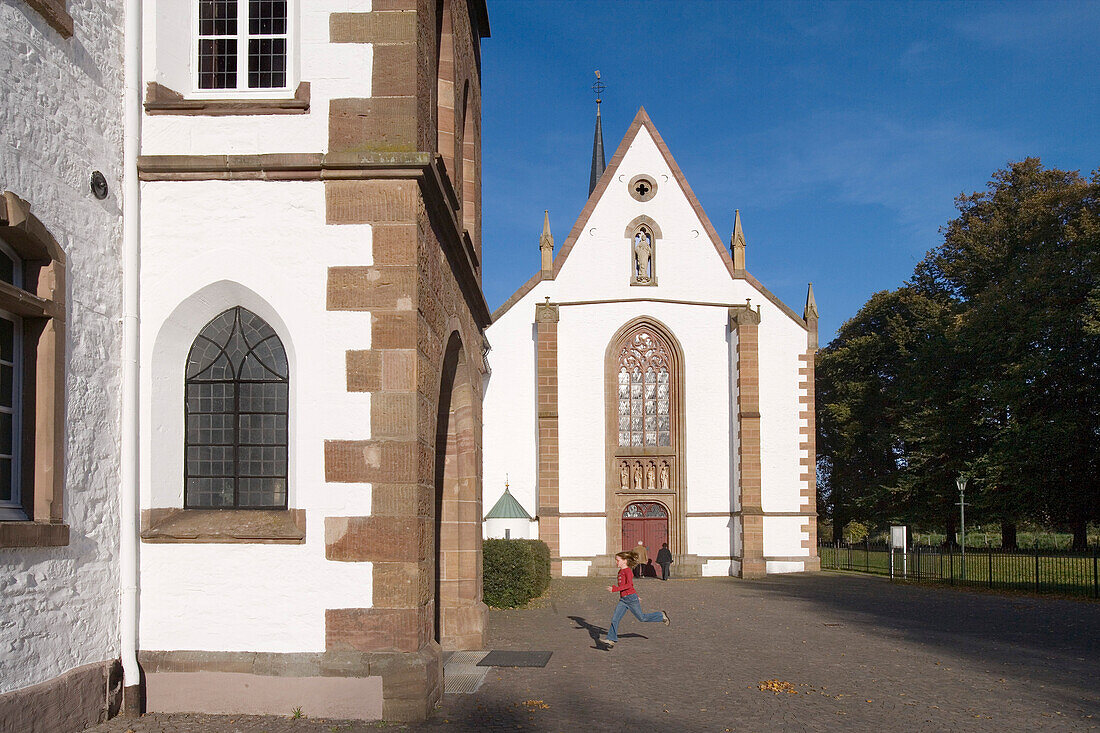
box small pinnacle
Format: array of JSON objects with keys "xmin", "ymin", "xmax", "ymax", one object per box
[{"xmin": 804, "ymin": 283, "xmax": 819, "ymax": 320}]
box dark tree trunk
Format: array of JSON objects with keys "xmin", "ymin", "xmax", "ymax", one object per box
[
  {"xmin": 1000, "ymin": 520, "xmax": 1018, "ymax": 550},
  {"xmin": 1071, "ymin": 519, "xmax": 1088, "ymax": 552},
  {"xmin": 943, "ymin": 516, "xmax": 957, "ymax": 549}
]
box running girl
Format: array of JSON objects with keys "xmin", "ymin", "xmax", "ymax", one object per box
[{"xmin": 603, "ymin": 550, "xmax": 669, "ymax": 648}]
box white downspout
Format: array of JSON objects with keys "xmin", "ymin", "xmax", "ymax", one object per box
[{"xmin": 120, "ymin": 0, "xmax": 142, "ymax": 713}]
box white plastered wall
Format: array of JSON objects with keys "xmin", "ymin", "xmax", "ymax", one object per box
[
  {"xmin": 141, "ymin": 0, "xmax": 374, "ymax": 156},
  {"xmin": 138, "ymin": 180, "xmax": 379, "ymax": 652},
  {"xmin": 483, "ymin": 122, "xmax": 811, "ymax": 575},
  {"xmin": 0, "ymin": 0, "xmax": 124, "ymax": 694},
  {"xmin": 483, "ymin": 517, "xmax": 530, "ymax": 540}
]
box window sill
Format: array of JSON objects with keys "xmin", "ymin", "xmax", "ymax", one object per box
[
  {"xmin": 23, "ymin": 0, "xmax": 73, "ymax": 38},
  {"xmin": 143, "ymin": 82, "xmax": 310, "ymax": 116},
  {"xmin": 0, "ymin": 521, "xmax": 69, "ymax": 548},
  {"xmin": 140, "ymin": 508, "xmax": 306, "ymax": 544}
]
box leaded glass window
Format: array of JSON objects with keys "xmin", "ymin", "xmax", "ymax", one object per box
[
  {"xmin": 617, "ymin": 328, "xmax": 672, "ymax": 447},
  {"xmin": 623, "ymin": 502, "xmax": 667, "ymax": 518},
  {"xmin": 185, "ymin": 307, "xmax": 289, "ymax": 508}
]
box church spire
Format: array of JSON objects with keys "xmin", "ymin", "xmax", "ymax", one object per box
[
  {"xmin": 589, "ymin": 71, "xmax": 606, "ymax": 195},
  {"xmin": 539, "ymin": 210, "xmax": 554, "ymax": 278},
  {"xmin": 731, "ymin": 209, "xmax": 746, "ymax": 270}
]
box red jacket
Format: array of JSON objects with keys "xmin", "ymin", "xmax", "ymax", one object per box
[{"xmin": 610, "ymin": 567, "xmax": 636, "ymax": 598}]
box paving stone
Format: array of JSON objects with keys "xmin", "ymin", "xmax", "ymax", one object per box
[{"xmin": 90, "ymin": 573, "xmax": 1100, "ymax": 732}]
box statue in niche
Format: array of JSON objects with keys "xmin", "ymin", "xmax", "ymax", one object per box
[
  {"xmin": 620, "ymin": 462, "xmax": 630, "ymax": 491},
  {"xmin": 660, "ymin": 461, "xmax": 670, "ymax": 490},
  {"xmin": 646, "ymin": 462, "xmax": 656, "ymax": 491},
  {"xmin": 633, "ymin": 462, "xmax": 643, "ymax": 491},
  {"xmin": 633, "ymin": 226, "xmax": 654, "ymax": 283}
]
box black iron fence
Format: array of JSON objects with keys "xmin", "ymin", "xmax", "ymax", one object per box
[{"xmin": 819, "ymin": 541, "xmax": 1100, "ymax": 599}]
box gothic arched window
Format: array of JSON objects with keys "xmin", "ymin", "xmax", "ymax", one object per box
[
  {"xmin": 185, "ymin": 307, "xmax": 289, "ymax": 508},
  {"xmin": 616, "ymin": 328, "xmax": 672, "ymax": 447}
]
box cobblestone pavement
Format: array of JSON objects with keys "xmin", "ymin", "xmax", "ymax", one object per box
[{"xmin": 92, "ymin": 572, "xmax": 1100, "ymax": 732}]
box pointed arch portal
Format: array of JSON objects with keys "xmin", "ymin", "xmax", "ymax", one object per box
[{"xmin": 605, "ymin": 317, "xmax": 686, "ymax": 558}]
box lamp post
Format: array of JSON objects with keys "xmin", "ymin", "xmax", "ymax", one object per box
[{"xmin": 957, "ymin": 476, "xmax": 969, "ymax": 580}]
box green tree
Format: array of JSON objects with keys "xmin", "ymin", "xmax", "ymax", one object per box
[
  {"xmin": 817, "ymin": 286, "xmax": 959, "ymax": 536},
  {"xmin": 915, "ymin": 160, "xmax": 1100, "ymax": 549},
  {"xmin": 819, "ymin": 160, "xmax": 1100, "ymax": 549}
]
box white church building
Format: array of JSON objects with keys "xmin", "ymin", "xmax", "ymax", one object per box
[{"xmin": 482, "ymin": 108, "xmax": 821, "ymax": 579}]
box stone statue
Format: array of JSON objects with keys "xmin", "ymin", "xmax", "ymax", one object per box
[
  {"xmin": 620, "ymin": 462, "xmax": 630, "ymax": 491},
  {"xmin": 632, "ymin": 462, "xmax": 643, "ymax": 491},
  {"xmin": 660, "ymin": 462, "xmax": 670, "ymax": 490},
  {"xmin": 633, "ymin": 229, "xmax": 653, "ymax": 283},
  {"xmin": 646, "ymin": 462, "xmax": 656, "ymax": 491}
]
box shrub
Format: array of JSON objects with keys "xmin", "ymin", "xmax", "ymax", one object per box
[
  {"xmin": 483, "ymin": 539, "xmax": 550, "ymax": 609},
  {"xmin": 842, "ymin": 520, "xmax": 869, "ymax": 543}
]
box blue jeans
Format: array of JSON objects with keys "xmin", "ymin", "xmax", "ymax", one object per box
[{"xmin": 607, "ymin": 593, "xmax": 663, "ymax": 642}]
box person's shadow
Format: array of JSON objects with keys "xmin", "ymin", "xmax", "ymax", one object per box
[{"xmin": 568, "ymin": 615, "xmax": 647, "ymax": 651}]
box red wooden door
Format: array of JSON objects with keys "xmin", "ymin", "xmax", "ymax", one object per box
[{"xmin": 622, "ymin": 502, "xmax": 669, "ymax": 578}]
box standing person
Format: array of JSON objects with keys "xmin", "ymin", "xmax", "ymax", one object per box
[
  {"xmin": 632, "ymin": 540, "xmax": 648, "ymax": 578},
  {"xmin": 603, "ymin": 551, "xmax": 669, "ymax": 648},
  {"xmin": 656, "ymin": 542, "xmax": 673, "ymax": 581}
]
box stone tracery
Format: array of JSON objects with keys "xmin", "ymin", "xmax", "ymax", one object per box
[{"xmin": 617, "ymin": 328, "xmax": 672, "ymax": 447}]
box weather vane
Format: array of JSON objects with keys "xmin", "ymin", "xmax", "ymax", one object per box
[{"xmin": 592, "ymin": 70, "xmax": 605, "ymax": 106}]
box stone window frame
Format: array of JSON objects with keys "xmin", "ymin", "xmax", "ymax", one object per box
[
  {"xmin": 141, "ymin": 283, "xmax": 304, "ymax": 544},
  {"xmin": 625, "ymin": 215, "xmax": 661, "ymax": 287},
  {"xmin": 0, "ymin": 192, "xmax": 68, "ymax": 548},
  {"xmin": 22, "ymin": 0, "xmax": 74, "ymax": 38},
  {"xmin": 603, "ymin": 316, "xmax": 687, "ymax": 558},
  {"xmin": 628, "ymin": 174, "xmax": 657, "ymax": 202},
  {"xmin": 143, "ymin": 0, "xmax": 308, "ymax": 116}
]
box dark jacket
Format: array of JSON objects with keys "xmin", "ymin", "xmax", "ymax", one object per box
[{"xmin": 656, "ymin": 547, "xmax": 673, "ymax": 564}]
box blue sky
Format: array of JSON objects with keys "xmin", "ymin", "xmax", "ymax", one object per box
[{"xmin": 479, "ymin": 0, "xmax": 1100, "ymax": 343}]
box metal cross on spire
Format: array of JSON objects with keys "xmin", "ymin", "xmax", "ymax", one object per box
[{"xmin": 592, "ymin": 69, "xmax": 605, "ymax": 105}]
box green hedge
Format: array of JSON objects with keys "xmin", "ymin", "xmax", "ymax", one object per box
[{"xmin": 483, "ymin": 539, "xmax": 551, "ymax": 609}]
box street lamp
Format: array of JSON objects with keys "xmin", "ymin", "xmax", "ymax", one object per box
[{"xmin": 956, "ymin": 475, "xmax": 969, "ymax": 580}]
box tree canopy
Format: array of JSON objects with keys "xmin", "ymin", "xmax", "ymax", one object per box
[{"xmin": 817, "ymin": 159, "xmax": 1100, "ymax": 549}]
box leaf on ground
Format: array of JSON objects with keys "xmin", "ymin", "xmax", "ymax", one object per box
[{"xmin": 758, "ymin": 679, "xmax": 799, "ymax": 694}]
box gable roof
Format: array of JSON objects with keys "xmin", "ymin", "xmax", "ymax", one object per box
[{"xmin": 492, "ymin": 108, "xmax": 807, "ymax": 328}]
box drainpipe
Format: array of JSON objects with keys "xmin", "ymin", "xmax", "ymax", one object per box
[{"xmin": 120, "ymin": 0, "xmax": 142, "ymax": 714}]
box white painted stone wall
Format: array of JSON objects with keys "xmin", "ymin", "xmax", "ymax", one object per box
[
  {"xmin": 483, "ymin": 517, "xmax": 530, "ymax": 540},
  {"xmin": 483, "ymin": 121, "xmax": 811, "ymax": 576},
  {"xmin": 136, "ymin": 0, "xmax": 390, "ymax": 654},
  {"xmin": 139, "ymin": 181, "xmax": 379, "ymax": 652},
  {"xmin": 0, "ymin": 0, "xmax": 125, "ymax": 694},
  {"xmin": 141, "ymin": 0, "xmax": 374, "ymax": 156}
]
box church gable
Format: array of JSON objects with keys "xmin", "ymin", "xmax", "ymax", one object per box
[
  {"xmin": 550, "ymin": 109, "xmax": 738, "ymax": 302},
  {"xmin": 493, "ymin": 108, "xmax": 806, "ymax": 329}
]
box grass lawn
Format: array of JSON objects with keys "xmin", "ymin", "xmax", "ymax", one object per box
[{"xmin": 820, "ymin": 545, "xmax": 1100, "ymax": 598}]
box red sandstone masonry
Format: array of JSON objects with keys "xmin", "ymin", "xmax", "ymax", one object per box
[
  {"xmin": 318, "ymin": 1, "xmax": 488, "ymax": 718},
  {"xmin": 535, "ymin": 302, "xmax": 561, "ymax": 575},
  {"xmin": 731, "ymin": 306, "xmax": 765, "ymax": 578}
]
